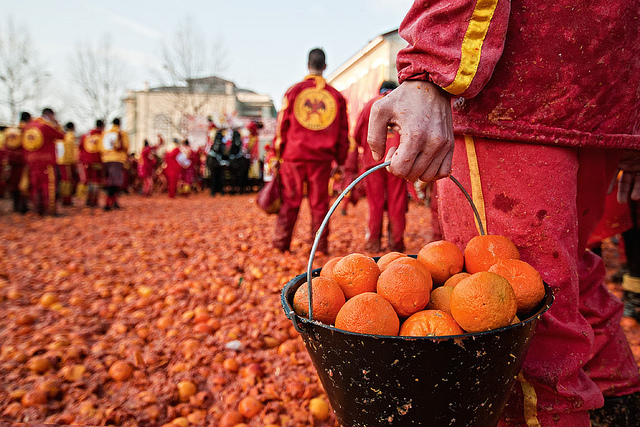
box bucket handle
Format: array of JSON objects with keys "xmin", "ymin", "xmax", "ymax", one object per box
[{"xmin": 305, "ymin": 161, "xmax": 485, "ymax": 321}]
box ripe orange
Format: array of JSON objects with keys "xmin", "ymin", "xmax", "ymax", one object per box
[
  {"xmin": 320, "ymin": 256, "xmax": 342, "ymax": 278},
  {"xmin": 488, "ymin": 259, "xmax": 545, "ymax": 314},
  {"xmin": 377, "ymin": 262, "xmax": 432, "ymax": 318},
  {"xmin": 293, "ymin": 277, "xmax": 346, "ymax": 325},
  {"xmin": 443, "ymin": 272, "xmax": 471, "ymax": 287},
  {"xmin": 331, "ymin": 253, "xmax": 380, "ymax": 299},
  {"xmin": 377, "ymin": 252, "xmax": 407, "ymax": 273},
  {"xmin": 417, "ymin": 240, "xmax": 464, "ymax": 284},
  {"xmin": 464, "ymin": 235, "xmax": 520, "ymax": 274},
  {"xmin": 426, "ymin": 286, "xmax": 454, "ymax": 315},
  {"xmin": 450, "ymin": 272, "xmax": 517, "ymax": 333},
  {"xmin": 387, "ymin": 256, "xmax": 432, "ymax": 282},
  {"xmin": 399, "ymin": 309, "xmax": 465, "ymax": 337},
  {"xmin": 335, "ymin": 292, "xmax": 399, "ymax": 336}
]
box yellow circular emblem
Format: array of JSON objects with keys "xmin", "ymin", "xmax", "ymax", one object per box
[
  {"xmin": 85, "ymin": 134, "xmax": 101, "ymax": 153},
  {"xmin": 293, "ymin": 87, "xmax": 337, "ymax": 131},
  {"xmin": 23, "ymin": 128, "xmax": 44, "ymax": 152},
  {"xmin": 4, "ymin": 129, "xmax": 22, "ymax": 149}
]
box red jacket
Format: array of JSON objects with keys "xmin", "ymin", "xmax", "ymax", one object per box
[
  {"xmin": 274, "ymin": 75, "xmax": 349, "ymax": 164},
  {"xmin": 397, "ymin": 0, "xmax": 640, "ymax": 149},
  {"xmin": 22, "ymin": 118, "xmax": 65, "ymax": 166},
  {"xmin": 79, "ymin": 129, "xmax": 103, "ymax": 165},
  {"xmin": 354, "ymin": 94, "xmax": 401, "ymax": 170},
  {"xmin": 164, "ymin": 147, "xmax": 183, "ymax": 177}
]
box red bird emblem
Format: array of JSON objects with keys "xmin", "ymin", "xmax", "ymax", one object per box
[{"xmin": 304, "ymin": 98, "xmax": 326, "ymax": 120}]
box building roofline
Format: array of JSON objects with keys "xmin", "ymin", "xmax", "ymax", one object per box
[{"xmin": 328, "ymin": 29, "xmax": 399, "ymax": 81}]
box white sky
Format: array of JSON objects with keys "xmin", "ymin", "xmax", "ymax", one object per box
[{"xmin": 2, "ymin": 0, "xmax": 414, "ymax": 126}]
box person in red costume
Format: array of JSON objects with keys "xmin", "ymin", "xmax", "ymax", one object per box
[
  {"xmin": 4, "ymin": 112, "xmax": 31, "ymax": 213},
  {"xmin": 272, "ymin": 48, "xmax": 349, "ymax": 254},
  {"xmin": 354, "ymin": 81, "xmax": 407, "ymax": 253},
  {"xmin": 56, "ymin": 122, "xmax": 77, "ymax": 206},
  {"xmin": 79, "ymin": 120, "xmax": 105, "ymax": 207},
  {"xmin": 22, "ymin": 108, "xmax": 64, "ymax": 216},
  {"xmin": 164, "ymin": 139, "xmax": 189, "ymax": 198},
  {"xmin": 367, "ymin": 1, "xmax": 640, "ymax": 426},
  {"xmin": 100, "ymin": 118, "xmax": 129, "ymax": 210},
  {"xmin": 139, "ymin": 139, "xmax": 159, "ymax": 196}
]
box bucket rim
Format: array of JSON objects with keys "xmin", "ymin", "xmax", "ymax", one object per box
[{"xmin": 282, "ymin": 266, "xmax": 554, "ymax": 341}]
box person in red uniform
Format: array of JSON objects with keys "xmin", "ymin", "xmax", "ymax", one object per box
[
  {"xmin": 367, "ymin": 1, "xmax": 640, "ymax": 425},
  {"xmin": 354, "ymin": 81, "xmax": 407, "ymax": 253},
  {"xmin": 5, "ymin": 112, "xmax": 31, "ymax": 213},
  {"xmin": 164, "ymin": 139, "xmax": 188, "ymax": 198},
  {"xmin": 100, "ymin": 118, "xmax": 129, "ymax": 210},
  {"xmin": 138, "ymin": 139, "xmax": 156, "ymax": 196},
  {"xmin": 56, "ymin": 122, "xmax": 77, "ymax": 206},
  {"xmin": 272, "ymin": 48, "xmax": 349, "ymax": 254},
  {"xmin": 79, "ymin": 120, "xmax": 105, "ymax": 207},
  {"xmin": 22, "ymin": 108, "xmax": 64, "ymax": 216}
]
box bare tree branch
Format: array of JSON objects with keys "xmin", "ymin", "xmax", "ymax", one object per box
[
  {"xmin": 0, "ymin": 18, "xmax": 49, "ymax": 122},
  {"xmin": 154, "ymin": 16, "xmax": 228, "ymax": 137},
  {"xmin": 69, "ymin": 34, "xmax": 129, "ymax": 124}
]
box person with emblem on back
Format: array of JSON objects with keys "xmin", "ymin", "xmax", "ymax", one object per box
[
  {"xmin": 79, "ymin": 120, "xmax": 105, "ymax": 207},
  {"xmin": 56, "ymin": 122, "xmax": 77, "ymax": 206},
  {"xmin": 100, "ymin": 118, "xmax": 129, "ymax": 211},
  {"xmin": 271, "ymin": 48, "xmax": 349, "ymax": 254},
  {"xmin": 22, "ymin": 108, "xmax": 64, "ymax": 216},
  {"xmin": 4, "ymin": 112, "xmax": 31, "ymax": 213}
]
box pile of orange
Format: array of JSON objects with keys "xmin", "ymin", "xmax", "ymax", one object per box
[{"xmin": 293, "ymin": 234, "xmax": 546, "ymax": 337}]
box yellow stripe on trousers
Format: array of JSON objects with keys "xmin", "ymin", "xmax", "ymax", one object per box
[
  {"xmin": 464, "ymin": 135, "xmax": 487, "ymax": 235},
  {"xmin": 465, "ymin": 136, "xmax": 540, "ymax": 426},
  {"xmin": 443, "ymin": 0, "xmax": 500, "ymax": 95},
  {"xmin": 519, "ymin": 373, "xmax": 542, "ymax": 427}
]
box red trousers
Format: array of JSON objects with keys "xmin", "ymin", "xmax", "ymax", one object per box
[
  {"xmin": 274, "ymin": 160, "xmax": 333, "ymax": 253},
  {"xmin": 166, "ymin": 173, "xmax": 179, "ymax": 198},
  {"xmin": 57, "ymin": 164, "xmax": 74, "ymax": 205},
  {"xmin": 363, "ymin": 168, "xmax": 408, "ymax": 251},
  {"xmin": 29, "ymin": 163, "xmax": 56, "ymax": 215},
  {"xmin": 438, "ymin": 136, "xmax": 640, "ymax": 426}
]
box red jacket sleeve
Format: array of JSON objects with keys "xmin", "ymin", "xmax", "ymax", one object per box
[{"xmin": 397, "ymin": 0, "xmax": 510, "ymax": 98}]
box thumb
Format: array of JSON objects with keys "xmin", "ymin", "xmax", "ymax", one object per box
[{"xmin": 367, "ymin": 98, "xmax": 392, "ymax": 162}]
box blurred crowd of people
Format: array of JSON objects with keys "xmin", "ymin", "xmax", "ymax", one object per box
[{"xmin": 0, "ymin": 110, "xmax": 267, "ymax": 215}]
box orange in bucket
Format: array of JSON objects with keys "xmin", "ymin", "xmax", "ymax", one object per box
[
  {"xmin": 399, "ymin": 309, "xmax": 464, "ymax": 337},
  {"xmin": 377, "ymin": 262, "xmax": 432, "ymax": 318},
  {"xmin": 293, "ymin": 277, "xmax": 346, "ymax": 325},
  {"xmin": 464, "ymin": 235, "xmax": 520, "ymax": 274},
  {"xmin": 377, "ymin": 252, "xmax": 407, "ymax": 273},
  {"xmin": 331, "ymin": 253, "xmax": 380, "ymax": 299},
  {"xmin": 450, "ymin": 272, "xmax": 517, "ymax": 333},
  {"xmin": 335, "ymin": 292, "xmax": 399, "ymax": 336},
  {"xmin": 489, "ymin": 259, "xmax": 545, "ymax": 314},
  {"xmin": 417, "ymin": 240, "xmax": 464, "ymax": 284},
  {"xmin": 426, "ymin": 285, "xmax": 455, "ymax": 315}
]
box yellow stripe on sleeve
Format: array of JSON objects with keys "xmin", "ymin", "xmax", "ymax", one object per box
[{"xmin": 443, "ymin": 0, "xmax": 500, "ymax": 95}]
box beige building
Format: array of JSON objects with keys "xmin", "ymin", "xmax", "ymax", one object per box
[
  {"xmin": 327, "ymin": 29, "xmax": 406, "ymax": 128},
  {"xmin": 123, "ymin": 76, "xmax": 277, "ymax": 154}
]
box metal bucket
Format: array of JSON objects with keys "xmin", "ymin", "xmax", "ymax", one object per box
[
  {"xmin": 282, "ymin": 270, "xmax": 553, "ymax": 426},
  {"xmin": 280, "ymin": 162, "xmax": 554, "ymax": 426}
]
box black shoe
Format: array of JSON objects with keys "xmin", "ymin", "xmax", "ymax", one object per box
[
  {"xmin": 103, "ymin": 205, "xmax": 111, "ymax": 211},
  {"xmin": 590, "ymin": 392, "xmax": 640, "ymax": 427},
  {"xmin": 114, "ymin": 202, "xmax": 121, "ymax": 209}
]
